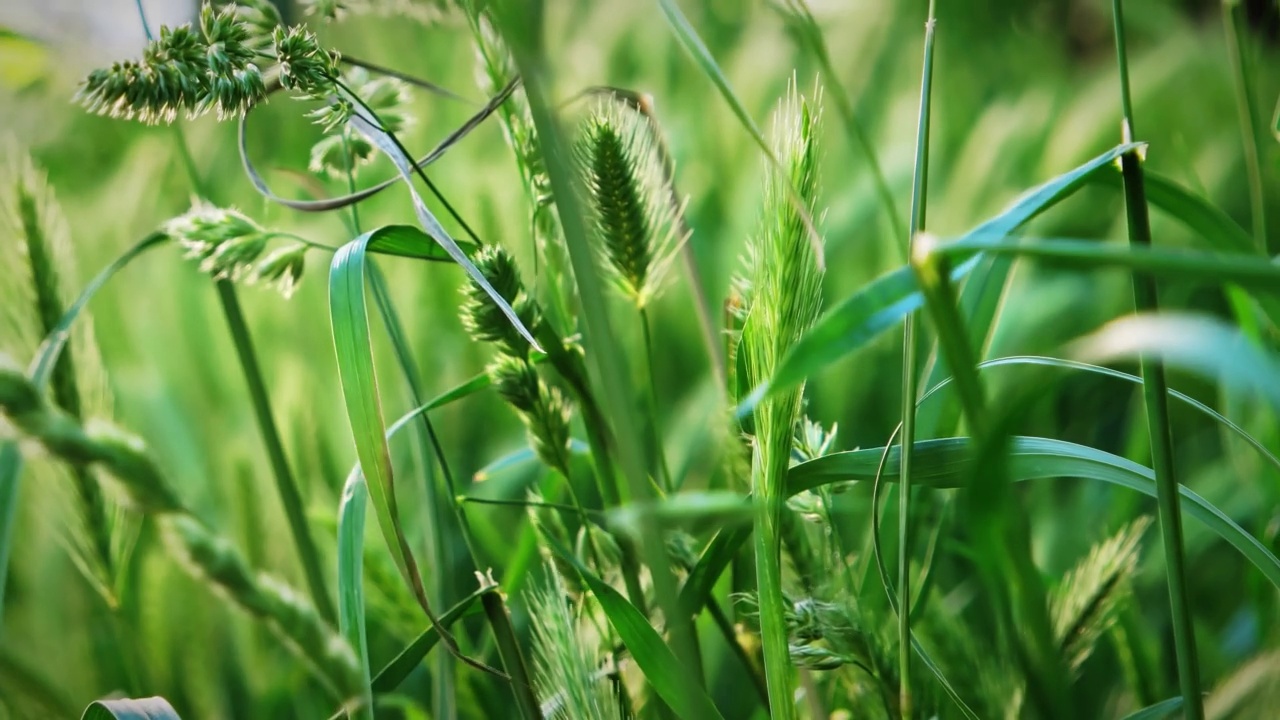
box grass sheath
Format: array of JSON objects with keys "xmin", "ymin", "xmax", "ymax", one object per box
[{"xmin": 1111, "ymin": 2, "xmax": 1205, "ymax": 717}]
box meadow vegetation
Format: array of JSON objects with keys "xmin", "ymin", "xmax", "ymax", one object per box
[{"xmin": 1, "ymin": 0, "xmax": 1279, "ymax": 718}]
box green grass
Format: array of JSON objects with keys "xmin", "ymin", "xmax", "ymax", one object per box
[{"xmin": 2, "ymin": 0, "xmax": 1279, "ymax": 718}]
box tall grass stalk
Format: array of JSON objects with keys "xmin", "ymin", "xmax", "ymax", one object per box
[
  {"xmin": 1223, "ymin": 0, "xmax": 1268, "ymax": 251},
  {"xmin": 1111, "ymin": 2, "xmax": 1204, "ymax": 716},
  {"xmin": 490, "ymin": 5, "xmax": 711, "ymax": 707},
  {"xmin": 128, "ymin": 3, "xmax": 335, "ymax": 624},
  {"xmin": 739, "ymin": 83, "xmax": 826, "ymax": 720},
  {"xmin": 898, "ymin": 4, "xmax": 937, "ymax": 716}
]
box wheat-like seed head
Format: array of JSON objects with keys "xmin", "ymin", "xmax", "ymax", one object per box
[{"xmin": 489, "ymin": 355, "xmax": 573, "ymax": 474}]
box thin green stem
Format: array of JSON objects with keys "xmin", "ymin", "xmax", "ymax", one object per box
[
  {"xmin": 1223, "ymin": 1, "xmax": 1269, "ymax": 252},
  {"xmin": 640, "ymin": 306, "xmax": 673, "ymax": 492},
  {"xmin": 898, "ymin": 4, "xmax": 937, "ymax": 717},
  {"xmin": 783, "ymin": 0, "xmax": 906, "ymax": 260},
  {"xmin": 1111, "ymin": 2, "xmax": 1204, "ymax": 717}
]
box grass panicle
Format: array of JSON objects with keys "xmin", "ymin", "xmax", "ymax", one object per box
[
  {"xmin": 163, "ymin": 201, "xmax": 309, "ymax": 295},
  {"xmin": 490, "ymin": 356, "xmax": 574, "ymax": 475},
  {"xmin": 737, "ymin": 79, "xmax": 827, "ymax": 720},
  {"xmin": 528, "ymin": 569, "xmax": 620, "ymax": 720},
  {"xmin": 460, "ymin": 244, "xmax": 545, "ymax": 360},
  {"xmin": 309, "ymin": 66, "xmax": 413, "ymax": 180}
]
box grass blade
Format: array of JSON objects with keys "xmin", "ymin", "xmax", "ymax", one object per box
[
  {"xmin": 81, "ymin": 697, "xmax": 181, "ymax": 720},
  {"xmin": 0, "ymin": 442, "xmax": 21, "ymax": 630},
  {"xmin": 655, "ymin": 0, "xmax": 825, "ymax": 267},
  {"xmin": 337, "ymin": 470, "xmax": 373, "ymax": 720},
  {"xmin": 1119, "ymin": 697, "xmax": 1184, "ymax": 720},
  {"xmin": 788, "ymin": 436, "xmax": 1280, "ymax": 589},
  {"xmin": 546, "ymin": 536, "xmax": 727, "ymax": 720},
  {"xmin": 370, "ymin": 589, "xmax": 488, "ymax": 694}
]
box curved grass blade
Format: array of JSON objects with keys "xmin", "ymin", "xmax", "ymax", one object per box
[
  {"xmin": 81, "ymin": 698, "xmax": 181, "ymax": 720},
  {"xmin": 1070, "ymin": 313, "xmax": 1280, "ymax": 411},
  {"xmin": 346, "ymin": 112, "xmax": 540, "ymax": 351},
  {"xmin": 1119, "ymin": 696, "xmax": 1184, "ymax": 720},
  {"xmin": 933, "ymin": 235, "xmax": 1280, "ymax": 293},
  {"xmin": 237, "ymin": 80, "xmax": 520, "ymax": 214},
  {"xmin": 924, "ymin": 356, "xmax": 1280, "ymax": 478},
  {"xmin": 337, "ymin": 470, "xmax": 373, "ymax": 720},
  {"xmin": 545, "ymin": 535, "xmax": 727, "ymax": 720},
  {"xmin": 790, "ymin": 436, "xmax": 1280, "ymax": 588},
  {"xmin": 329, "ymin": 233, "xmax": 501, "ymax": 678},
  {"xmin": 655, "ymin": 0, "xmax": 824, "ymax": 268},
  {"xmin": 1087, "ymin": 169, "xmax": 1254, "ymax": 254}
]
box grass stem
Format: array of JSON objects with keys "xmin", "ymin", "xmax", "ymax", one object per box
[
  {"xmin": 1110, "ymin": 2, "xmax": 1205, "ymax": 717},
  {"xmin": 897, "ymin": 4, "xmax": 937, "ymax": 716},
  {"xmin": 1223, "ymin": 1, "xmax": 1269, "ymax": 252}
]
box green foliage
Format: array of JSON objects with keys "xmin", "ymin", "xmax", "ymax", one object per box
[{"xmin": 4, "ymin": 1, "xmax": 1280, "ymax": 718}]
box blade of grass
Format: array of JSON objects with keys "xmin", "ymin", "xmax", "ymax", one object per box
[
  {"xmin": 337, "ymin": 469, "xmax": 373, "ymax": 720},
  {"xmin": 655, "ymin": 0, "xmax": 825, "ymax": 268},
  {"xmin": 1119, "ymin": 697, "xmax": 1184, "ymax": 720},
  {"xmin": 897, "ymin": 5, "xmax": 937, "ymax": 716},
  {"xmin": 81, "ymin": 697, "xmax": 181, "ymax": 720},
  {"xmin": 545, "ymin": 535, "xmax": 727, "ymax": 720},
  {"xmin": 759, "ymin": 142, "xmax": 1140, "ymax": 408},
  {"xmin": 1223, "ymin": 0, "xmax": 1268, "ymax": 252},
  {"xmin": 1111, "ymin": 3, "xmax": 1203, "ymax": 714},
  {"xmin": 0, "ymin": 443, "xmax": 21, "ymax": 631},
  {"xmin": 328, "ymin": 231, "xmax": 501, "ymax": 678},
  {"xmin": 788, "ymin": 436, "xmax": 1280, "ymax": 589}
]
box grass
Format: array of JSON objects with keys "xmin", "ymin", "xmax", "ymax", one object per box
[{"xmin": 1, "ymin": 0, "xmax": 1279, "ymax": 718}]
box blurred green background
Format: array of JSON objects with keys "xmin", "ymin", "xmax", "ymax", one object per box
[{"xmin": 2, "ymin": 0, "xmax": 1279, "ymax": 716}]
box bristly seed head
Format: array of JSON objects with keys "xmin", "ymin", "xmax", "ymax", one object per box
[
  {"xmin": 460, "ymin": 245, "xmax": 543, "ymax": 358},
  {"xmin": 307, "ymin": 67, "xmax": 412, "ymax": 180},
  {"xmin": 489, "ymin": 355, "xmax": 572, "ymax": 474},
  {"xmin": 162, "ymin": 201, "xmax": 308, "ymax": 298},
  {"xmin": 575, "ymin": 99, "xmax": 687, "ymax": 308}
]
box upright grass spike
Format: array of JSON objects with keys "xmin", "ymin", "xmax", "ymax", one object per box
[
  {"xmin": 0, "ymin": 144, "xmax": 136, "ymax": 611},
  {"xmin": 527, "ymin": 568, "xmax": 621, "ymax": 720},
  {"xmin": 575, "ymin": 98, "xmax": 687, "ymax": 490},
  {"xmin": 897, "ymin": 5, "xmax": 937, "ymax": 715},
  {"xmin": 1110, "ymin": 2, "xmax": 1205, "ymax": 716},
  {"xmin": 736, "ymin": 80, "xmax": 826, "ymax": 720}
]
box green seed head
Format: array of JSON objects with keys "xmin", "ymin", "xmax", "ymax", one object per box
[
  {"xmin": 460, "ymin": 245, "xmax": 542, "ymax": 357},
  {"xmin": 575, "ymin": 99, "xmax": 686, "ymax": 307},
  {"xmin": 250, "ymin": 242, "xmax": 308, "ymax": 299}
]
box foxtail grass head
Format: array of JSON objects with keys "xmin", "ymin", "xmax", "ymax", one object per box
[
  {"xmin": 460, "ymin": 245, "xmax": 544, "ymax": 358},
  {"xmin": 575, "ymin": 99, "xmax": 687, "ymax": 308}
]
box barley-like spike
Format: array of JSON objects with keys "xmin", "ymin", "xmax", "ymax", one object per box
[
  {"xmin": 527, "ymin": 566, "xmax": 621, "ymax": 720},
  {"xmin": 0, "ymin": 356, "xmax": 184, "ymax": 515},
  {"xmin": 737, "ymin": 79, "xmax": 826, "ymax": 718},
  {"xmin": 1, "ymin": 145, "xmax": 134, "ymax": 602},
  {"xmin": 165, "ymin": 514, "xmax": 361, "ymax": 699},
  {"xmin": 1050, "ymin": 515, "xmax": 1153, "ymax": 674}
]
